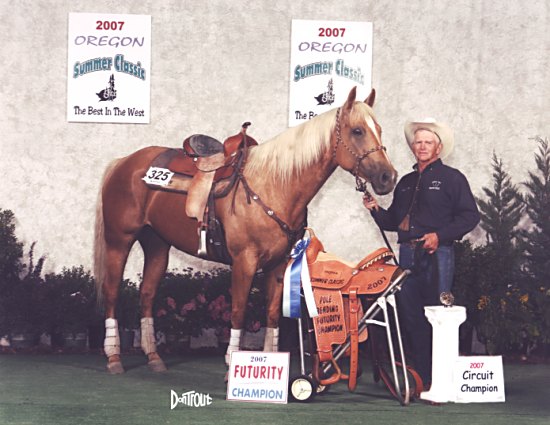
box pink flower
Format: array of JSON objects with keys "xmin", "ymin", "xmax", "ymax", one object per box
[
  {"xmin": 166, "ymin": 297, "xmax": 176, "ymax": 310},
  {"xmin": 196, "ymin": 293, "xmax": 207, "ymax": 304}
]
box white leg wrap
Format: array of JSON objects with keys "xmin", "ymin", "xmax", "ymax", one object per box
[
  {"xmin": 263, "ymin": 327, "xmax": 279, "ymax": 352},
  {"xmin": 141, "ymin": 317, "xmax": 156, "ymax": 355},
  {"xmin": 104, "ymin": 318, "xmax": 120, "ymax": 357},
  {"xmin": 225, "ymin": 328, "xmax": 242, "ymax": 365}
]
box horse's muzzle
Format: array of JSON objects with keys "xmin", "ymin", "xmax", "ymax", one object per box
[{"xmin": 370, "ymin": 167, "xmax": 397, "ymax": 195}]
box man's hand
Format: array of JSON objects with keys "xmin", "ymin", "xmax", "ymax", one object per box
[
  {"xmin": 419, "ymin": 232, "xmax": 439, "ymax": 254},
  {"xmin": 363, "ymin": 194, "xmax": 379, "ymax": 211}
]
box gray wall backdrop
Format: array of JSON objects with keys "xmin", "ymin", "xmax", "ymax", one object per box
[{"xmin": 2, "ymin": 0, "xmax": 549, "ymax": 279}]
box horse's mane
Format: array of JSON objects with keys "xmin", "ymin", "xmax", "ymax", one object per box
[{"xmin": 246, "ymin": 108, "xmax": 338, "ymax": 183}]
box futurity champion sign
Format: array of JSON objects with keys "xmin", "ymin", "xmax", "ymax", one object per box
[
  {"xmin": 67, "ymin": 13, "xmax": 151, "ymax": 123},
  {"xmin": 288, "ymin": 19, "xmax": 373, "ymax": 127},
  {"xmin": 227, "ymin": 351, "xmax": 290, "ymax": 404}
]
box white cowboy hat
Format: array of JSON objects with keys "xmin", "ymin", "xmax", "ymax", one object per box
[{"xmin": 404, "ymin": 118, "xmax": 454, "ymax": 159}]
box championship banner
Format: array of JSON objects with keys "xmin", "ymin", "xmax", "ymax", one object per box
[
  {"xmin": 288, "ymin": 19, "xmax": 373, "ymax": 127},
  {"xmin": 67, "ymin": 13, "xmax": 151, "ymax": 123}
]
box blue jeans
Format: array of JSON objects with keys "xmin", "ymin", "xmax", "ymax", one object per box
[{"xmin": 397, "ymin": 243, "xmax": 455, "ymax": 385}]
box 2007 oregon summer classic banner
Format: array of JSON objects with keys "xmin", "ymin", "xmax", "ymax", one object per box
[
  {"xmin": 67, "ymin": 13, "xmax": 151, "ymax": 124},
  {"xmin": 288, "ymin": 19, "xmax": 373, "ymax": 127}
]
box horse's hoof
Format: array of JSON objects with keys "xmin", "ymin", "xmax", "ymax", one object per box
[
  {"xmin": 107, "ymin": 362, "xmax": 125, "ymax": 374},
  {"xmin": 148, "ymin": 358, "xmax": 167, "ymax": 372}
]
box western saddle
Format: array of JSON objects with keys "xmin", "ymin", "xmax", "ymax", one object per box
[
  {"xmin": 143, "ymin": 123, "xmax": 258, "ymax": 262},
  {"xmin": 300, "ymin": 229, "xmax": 415, "ymax": 401}
]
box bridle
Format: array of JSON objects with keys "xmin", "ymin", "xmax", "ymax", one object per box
[
  {"xmin": 331, "ymin": 107, "xmax": 386, "ymax": 193},
  {"xmin": 332, "ymin": 107, "xmax": 400, "ymax": 267}
]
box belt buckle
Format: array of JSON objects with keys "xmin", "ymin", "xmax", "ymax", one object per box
[{"xmin": 406, "ymin": 238, "xmax": 424, "ymax": 248}]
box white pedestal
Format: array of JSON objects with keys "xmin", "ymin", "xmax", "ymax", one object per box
[{"xmin": 420, "ymin": 305, "xmax": 466, "ymax": 403}]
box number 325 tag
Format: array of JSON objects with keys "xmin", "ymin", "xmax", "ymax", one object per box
[{"xmin": 142, "ymin": 167, "xmax": 174, "ymax": 186}]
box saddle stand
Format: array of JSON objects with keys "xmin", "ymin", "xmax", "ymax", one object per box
[{"xmin": 289, "ymin": 229, "xmax": 417, "ymax": 404}]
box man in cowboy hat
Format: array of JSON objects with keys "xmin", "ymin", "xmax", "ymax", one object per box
[{"xmin": 364, "ymin": 118, "xmax": 479, "ymax": 388}]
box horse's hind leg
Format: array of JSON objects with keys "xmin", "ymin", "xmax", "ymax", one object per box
[
  {"xmin": 103, "ymin": 239, "xmax": 135, "ymax": 374},
  {"xmin": 139, "ymin": 227, "xmax": 170, "ymax": 372}
]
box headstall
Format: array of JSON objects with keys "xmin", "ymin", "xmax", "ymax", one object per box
[{"xmin": 332, "ymin": 107, "xmax": 386, "ymax": 193}]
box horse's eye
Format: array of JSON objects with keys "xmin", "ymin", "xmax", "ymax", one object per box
[{"xmin": 352, "ymin": 128, "xmax": 363, "ymax": 136}]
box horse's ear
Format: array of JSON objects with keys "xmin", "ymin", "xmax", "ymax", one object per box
[
  {"xmin": 343, "ymin": 86, "xmax": 357, "ymax": 111},
  {"xmin": 364, "ymin": 88, "xmax": 376, "ymax": 107}
]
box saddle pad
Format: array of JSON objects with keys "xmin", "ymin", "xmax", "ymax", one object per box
[
  {"xmin": 142, "ymin": 149, "xmax": 192, "ymax": 194},
  {"xmin": 143, "ymin": 149, "xmax": 235, "ymax": 195}
]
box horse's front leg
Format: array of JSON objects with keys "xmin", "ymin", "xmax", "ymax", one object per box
[
  {"xmin": 263, "ymin": 262, "xmax": 286, "ymax": 352},
  {"xmin": 226, "ymin": 255, "xmax": 258, "ymax": 365}
]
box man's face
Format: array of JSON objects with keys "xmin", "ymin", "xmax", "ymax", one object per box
[{"xmin": 411, "ymin": 129, "xmax": 442, "ymax": 165}]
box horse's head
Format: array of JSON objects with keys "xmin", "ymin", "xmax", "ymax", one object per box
[{"xmin": 332, "ymin": 87, "xmax": 397, "ymax": 195}]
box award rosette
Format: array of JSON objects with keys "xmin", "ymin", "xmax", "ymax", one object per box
[{"xmin": 283, "ymin": 236, "xmax": 318, "ymax": 318}]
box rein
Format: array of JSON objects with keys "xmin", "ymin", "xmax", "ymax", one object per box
[
  {"xmin": 332, "ymin": 107, "xmax": 387, "ymax": 193},
  {"xmin": 330, "ymin": 107, "xmax": 398, "ymax": 265}
]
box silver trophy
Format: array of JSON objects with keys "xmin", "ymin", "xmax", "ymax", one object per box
[{"xmin": 440, "ymin": 291, "xmax": 455, "ymax": 307}]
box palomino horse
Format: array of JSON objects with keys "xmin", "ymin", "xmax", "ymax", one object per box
[{"xmin": 94, "ymin": 87, "xmax": 397, "ymax": 373}]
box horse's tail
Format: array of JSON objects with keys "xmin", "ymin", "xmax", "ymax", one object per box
[{"xmin": 93, "ymin": 159, "xmax": 120, "ymax": 307}]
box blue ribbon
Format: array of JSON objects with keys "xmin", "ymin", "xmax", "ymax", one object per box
[{"xmin": 283, "ymin": 238, "xmax": 311, "ymax": 318}]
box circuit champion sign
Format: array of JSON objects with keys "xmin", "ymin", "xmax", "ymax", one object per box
[
  {"xmin": 67, "ymin": 13, "xmax": 151, "ymax": 123},
  {"xmin": 454, "ymin": 356, "xmax": 505, "ymax": 402}
]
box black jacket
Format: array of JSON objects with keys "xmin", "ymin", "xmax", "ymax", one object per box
[{"xmin": 372, "ymin": 159, "xmax": 480, "ymax": 245}]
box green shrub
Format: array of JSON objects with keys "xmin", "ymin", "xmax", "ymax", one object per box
[
  {"xmin": 44, "ymin": 266, "xmax": 96, "ymax": 335},
  {"xmin": 0, "ymin": 209, "xmax": 24, "ymax": 281},
  {"xmin": 519, "ymin": 137, "xmax": 550, "ymax": 346}
]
